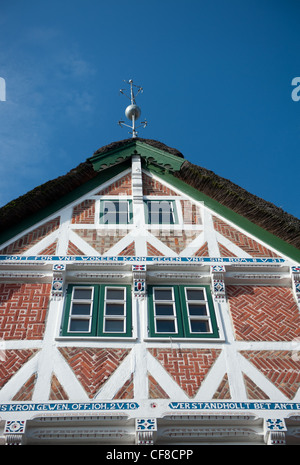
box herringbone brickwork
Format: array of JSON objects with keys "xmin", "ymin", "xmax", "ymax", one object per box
[
  {"xmin": 213, "ymin": 216, "xmax": 280, "ymax": 257},
  {"xmin": 227, "ymin": 285, "xmax": 300, "ymax": 341},
  {"xmin": 212, "ymin": 374, "xmax": 231, "ymax": 399},
  {"xmin": 149, "ymin": 349, "xmax": 221, "ymax": 398},
  {"xmin": 118, "ymin": 242, "xmax": 135, "ymax": 256},
  {"xmin": 59, "ymin": 347, "xmax": 130, "ymax": 399},
  {"xmin": 147, "ymin": 242, "xmax": 164, "ymax": 256},
  {"xmin": 67, "ymin": 241, "xmax": 85, "ymax": 255},
  {"xmin": 96, "ymin": 173, "xmax": 132, "ymax": 196},
  {"xmin": 148, "ymin": 373, "xmax": 170, "ymax": 399},
  {"xmin": 0, "ymin": 349, "xmax": 38, "ymax": 389},
  {"xmin": 38, "ymin": 241, "xmax": 57, "ymax": 255},
  {"xmin": 242, "ymin": 373, "xmax": 269, "ymax": 400},
  {"xmin": 49, "ymin": 373, "xmax": 69, "ymax": 400},
  {"xmin": 0, "ymin": 283, "xmax": 51, "ymax": 340},
  {"xmin": 241, "ymin": 351, "xmax": 300, "ymax": 400},
  {"xmin": 0, "ymin": 217, "xmax": 60, "ymax": 254},
  {"xmin": 71, "ymin": 200, "xmax": 95, "ymax": 224},
  {"xmin": 12, "ymin": 373, "xmax": 37, "ymax": 401},
  {"xmin": 113, "ymin": 374, "xmax": 134, "ymax": 399},
  {"xmin": 194, "ymin": 242, "xmax": 209, "ymax": 257}
]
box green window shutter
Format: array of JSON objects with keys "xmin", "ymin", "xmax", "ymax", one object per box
[
  {"xmin": 61, "ymin": 284, "xmax": 99, "ymax": 337},
  {"xmin": 148, "ymin": 285, "xmax": 219, "ymax": 339},
  {"xmin": 147, "ymin": 285, "xmax": 184, "ymax": 338},
  {"xmin": 61, "ymin": 284, "xmax": 132, "ymax": 338},
  {"xmin": 179, "ymin": 285, "xmax": 219, "ymax": 339},
  {"xmin": 97, "ymin": 284, "xmax": 132, "ymax": 337}
]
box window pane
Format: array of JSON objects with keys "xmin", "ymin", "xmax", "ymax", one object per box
[
  {"xmin": 103, "ymin": 201, "xmax": 129, "ymax": 224},
  {"xmin": 118, "ymin": 202, "xmax": 129, "ymax": 224},
  {"xmin": 188, "ymin": 304, "xmax": 207, "ymax": 316},
  {"xmin": 156, "ymin": 319, "xmax": 176, "ymax": 333},
  {"xmin": 186, "ymin": 289, "xmax": 205, "ymax": 301},
  {"xmin": 155, "ymin": 304, "xmax": 174, "ymax": 316},
  {"xmin": 73, "ymin": 288, "xmax": 92, "ymax": 300},
  {"xmin": 105, "ymin": 303, "xmax": 125, "ymax": 315},
  {"xmin": 154, "ymin": 289, "xmax": 173, "ymax": 301},
  {"xmin": 190, "ymin": 320, "xmax": 210, "ymax": 333},
  {"xmin": 69, "ymin": 319, "xmax": 90, "ymax": 332},
  {"xmin": 148, "ymin": 201, "xmax": 174, "ymax": 224},
  {"xmin": 106, "ymin": 288, "xmax": 125, "ymax": 300},
  {"xmin": 71, "ymin": 303, "xmax": 91, "ymax": 315},
  {"xmin": 104, "ymin": 319, "xmax": 124, "ymax": 332}
]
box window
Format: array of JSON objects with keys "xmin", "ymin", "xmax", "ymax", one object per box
[
  {"xmin": 145, "ymin": 200, "xmax": 177, "ymax": 224},
  {"xmin": 100, "ymin": 200, "xmax": 132, "ymax": 224},
  {"xmin": 148, "ymin": 285, "xmax": 219, "ymax": 338},
  {"xmin": 61, "ymin": 284, "xmax": 132, "ymax": 337}
]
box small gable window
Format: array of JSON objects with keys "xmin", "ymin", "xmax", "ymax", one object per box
[
  {"xmin": 145, "ymin": 200, "xmax": 177, "ymax": 225},
  {"xmin": 100, "ymin": 199, "xmax": 133, "ymax": 224}
]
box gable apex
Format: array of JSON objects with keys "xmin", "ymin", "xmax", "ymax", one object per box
[{"xmin": 87, "ymin": 138, "xmax": 184, "ymax": 173}]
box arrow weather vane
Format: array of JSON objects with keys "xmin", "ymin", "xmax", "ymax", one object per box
[{"xmin": 118, "ymin": 79, "xmax": 147, "ymax": 138}]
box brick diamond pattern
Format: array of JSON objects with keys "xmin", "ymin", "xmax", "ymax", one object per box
[
  {"xmin": 227, "ymin": 285, "xmax": 300, "ymax": 341},
  {"xmin": 241, "ymin": 351, "xmax": 300, "ymax": 400},
  {"xmin": 59, "ymin": 348, "xmax": 130, "ymax": 399},
  {"xmin": 73, "ymin": 229, "xmax": 129, "ymax": 255},
  {"xmin": 0, "ymin": 349, "xmax": 38, "ymax": 389},
  {"xmin": 149, "ymin": 349, "xmax": 221, "ymax": 398},
  {"xmin": 0, "ymin": 283, "xmax": 51, "ymax": 340},
  {"xmin": 213, "ymin": 216, "xmax": 280, "ymax": 257},
  {"xmin": 150, "ymin": 230, "xmax": 200, "ymax": 255}
]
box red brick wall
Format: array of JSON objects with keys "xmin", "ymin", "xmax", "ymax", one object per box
[
  {"xmin": 58, "ymin": 347, "xmax": 130, "ymax": 399},
  {"xmin": 227, "ymin": 285, "xmax": 300, "ymax": 341},
  {"xmin": 96, "ymin": 173, "xmax": 132, "ymax": 196},
  {"xmin": 142, "ymin": 173, "xmax": 178, "ymax": 196},
  {"xmin": 0, "ymin": 283, "xmax": 51, "ymax": 340},
  {"xmin": 149, "ymin": 349, "xmax": 221, "ymax": 398},
  {"xmin": 71, "ymin": 200, "xmax": 95, "ymax": 224},
  {"xmin": 213, "ymin": 217, "xmax": 280, "ymax": 257},
  {"xmin": 0, "ymin": 349, "xmax": 38, "ymax": 389},
  {"xmin": 241, "ymin": 351, "xmax": 300, "ymax": 400}
]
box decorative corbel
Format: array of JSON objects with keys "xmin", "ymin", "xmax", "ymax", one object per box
[
  {"xmin": 292, "ymin": 266, "xmax": 300, "ymax": 304},
  {"xmin": 4, "ymin": 420, "xmax": 26, "ymax": 445},
  {"xmin": 51, "ymin": 263, "xmax": 66, "ymax": 300},
  {"xmin": 264, "ymin": 419, "xmax": 287, "ymax": 445},
  {"xmin": 135, "ymin": 418, "xmax": 157, "ymax": 445},
  {"xmin": 132, "ymin": 264, "xmax": 147, "ymax": 298},
  {"xmin": 210, "ymin": 265, "xmax": 226, "ymax": 301}
]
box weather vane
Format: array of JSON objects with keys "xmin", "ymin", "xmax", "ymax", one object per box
[{"xmin": 118, "ymin": 79, "xmax": 147, "ymax": 138}]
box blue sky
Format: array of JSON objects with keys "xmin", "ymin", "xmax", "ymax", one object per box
[{"xmin": 1, "ymin": 0, "xmax": 300, "ymax": 220}]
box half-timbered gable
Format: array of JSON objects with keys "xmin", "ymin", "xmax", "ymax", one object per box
[{"xmin": 0, "ymin": 138, "xmax": 299, "ymax": 445}]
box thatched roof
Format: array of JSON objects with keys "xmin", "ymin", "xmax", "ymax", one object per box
[{"xmin": 0, "ymin": 138, "xmax": 299, "ymax": 250}]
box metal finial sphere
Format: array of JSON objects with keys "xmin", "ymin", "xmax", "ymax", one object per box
[{"xmin": 125, "ymin": 104, "xmax": 141, "ymax": 121}]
